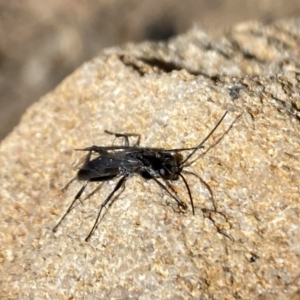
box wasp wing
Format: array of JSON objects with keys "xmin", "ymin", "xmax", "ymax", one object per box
[{"xmin": 77, "ymin": 151, "xmax": 140, "ymax": 181}]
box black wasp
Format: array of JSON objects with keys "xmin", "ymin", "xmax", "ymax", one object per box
[{"xmin": 53, "ymin": 111, "xmax": 228, "ymax": 241}]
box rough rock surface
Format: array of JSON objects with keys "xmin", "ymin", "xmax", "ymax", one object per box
[{"xmin": 0, "ymin": 18, "xmax": 300, "ymax": 299}]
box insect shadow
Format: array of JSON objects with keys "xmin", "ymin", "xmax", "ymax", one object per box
[{"xmin": 53, "ymin": 111, "xmax": 228, "ymax": 241}]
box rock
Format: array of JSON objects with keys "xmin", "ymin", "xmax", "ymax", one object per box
[{"xmin": 0, "ymin": 18, "xmax": 300, "ymax": 299}]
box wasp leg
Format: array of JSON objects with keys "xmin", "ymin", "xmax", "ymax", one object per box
[
  {"xmin": 178, "ymin": 173, "xmax": 194, "ymax": 215},
  {"xmin": 85, "ymin": 175, "xmax": 127, "ymax": 242},
  {"xmin": 104, "ymin": 130, "xmax": 141, "ymax": 147},
  {"xmin": 53, "ymin": 180, "xmax": 89, "ymax": 233},
  {"xmin": 149, "ymin": 176, "xmax": 188, "ymax": 212},
  {"xmin": 61, "ymin": 177, "xmax": 76, "ymax": 192}
]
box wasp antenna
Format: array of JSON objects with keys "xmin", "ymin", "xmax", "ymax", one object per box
[{"xmin": 180, "ymin": 111, "xmax": 228, "ymax": 166}]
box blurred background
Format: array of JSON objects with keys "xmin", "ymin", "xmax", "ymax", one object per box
[{"xmin": 0, "ymin": 0, "xmax": 299, "ymax": 140}]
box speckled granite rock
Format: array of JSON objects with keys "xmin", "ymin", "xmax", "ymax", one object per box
[{"xmin": 0, "ymin": 18, "xmax": 300, "ymax": 299}]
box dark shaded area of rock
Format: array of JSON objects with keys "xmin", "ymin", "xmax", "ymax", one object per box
[{"xmin": 0, "ymin": 18, "xmax": 300, "ymax": 299}]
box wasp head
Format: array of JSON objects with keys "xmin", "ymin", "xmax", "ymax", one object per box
[{"xmin": 158, "ymin": 153, "xmax": 183, "ymax": 180}]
